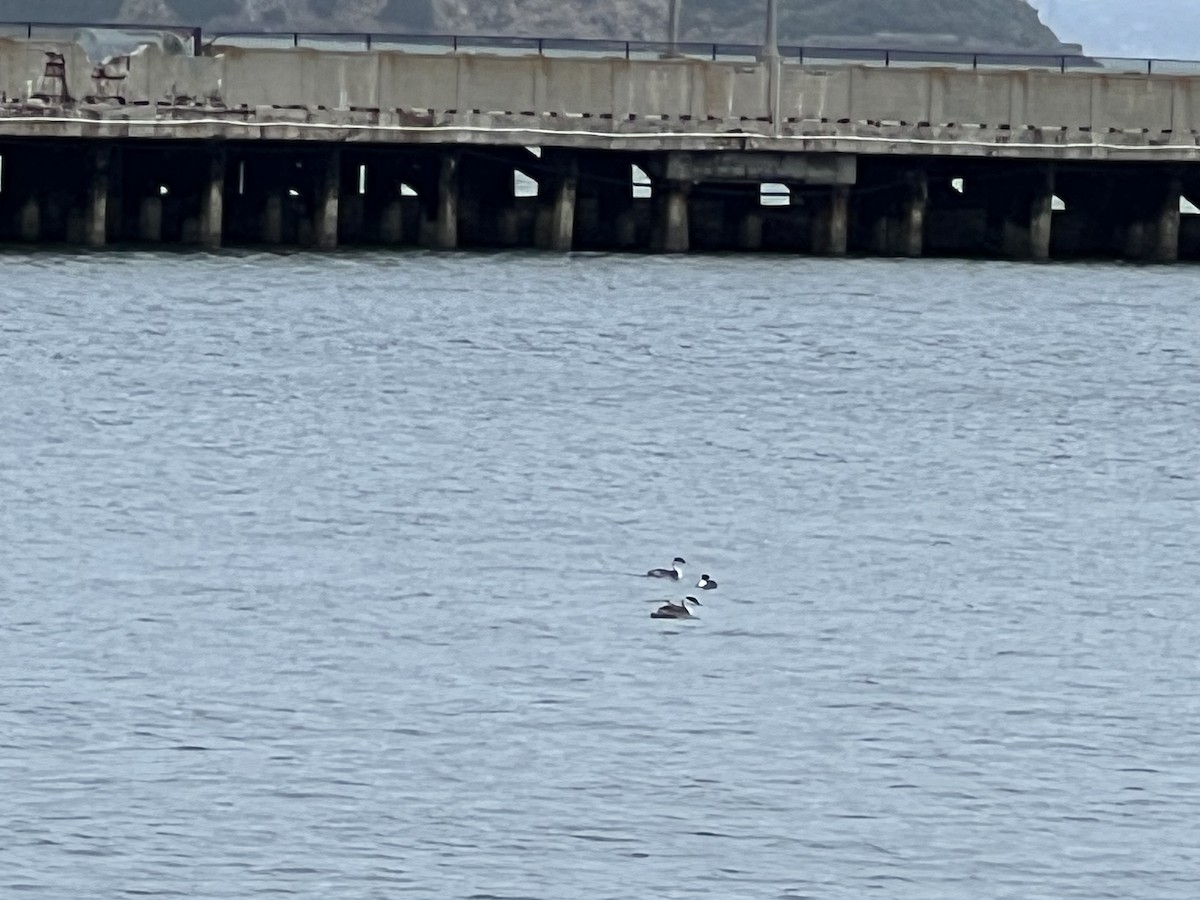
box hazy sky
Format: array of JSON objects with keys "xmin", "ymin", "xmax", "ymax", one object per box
[{"xmin": 1027, "ymin": 0, "xmax": 1196, "ymax": 59}]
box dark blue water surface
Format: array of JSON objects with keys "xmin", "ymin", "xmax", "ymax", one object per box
[{"xmin": 3, "ymin": 251, "xmax": 1199, "ymax": 898}]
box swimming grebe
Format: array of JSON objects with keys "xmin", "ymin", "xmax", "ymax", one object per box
[
  {"xmin": 651, "ymin": 596, "xmax": 701, "ymax": 619},
  {"xmin": 646, "ymin": 557, "xmax": 686, "ymax": 580},
  {"xmin": 696, "ymin": 574, "xmax": 718, "ymax": 590}
]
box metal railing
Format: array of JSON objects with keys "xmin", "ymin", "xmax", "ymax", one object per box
[
  {"xmin": 203, "ymin": 31, "xmax": 1200, "ymax": 75},
  {"xmin": 0, "ymin": 20, "xmax": 202, "ymax": 54},
  {"xmin": 1, "ymin": 21, "xmax": 1199, "ymax": 76}
]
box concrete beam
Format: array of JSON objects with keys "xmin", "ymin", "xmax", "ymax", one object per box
[{"xmin": 665, "ymin": 151, "xmax": 857, "ymax": 186}]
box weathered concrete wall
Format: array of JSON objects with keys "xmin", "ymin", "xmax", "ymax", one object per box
[{"xmin": 2, "ymin": 38, "xmax": 1200, "ymax": 162}]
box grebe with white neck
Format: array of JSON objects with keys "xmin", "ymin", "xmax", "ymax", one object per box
[
  {"xmin": 651, "ymin": 596, "xmax": 701, "ymax": 619},
  {"xmin": 696, "ymin": 574, "xmax": 718, "ymax": 590},
  {"xmin": 645, "ymin": 557, "xmax": 686, "ymax": 580}
]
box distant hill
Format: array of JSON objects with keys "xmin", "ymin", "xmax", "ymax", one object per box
[{"xmin": 0, "ymin": 0, "xmax": 1074, "ymax": 52}]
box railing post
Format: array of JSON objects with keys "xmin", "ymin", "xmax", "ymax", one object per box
[
  {"xmin": 293, "ymin": 32, "xmax": 298, "ymax": 48},
  {"xmin": 972, "ymin": 53, "xmax": 978, "ymax": 70},
  {"xmin": 453, "ymin": 35, "xmax": 458, "ymax": 52},
  {"xmin": 366, "ymin": 33, "xmax": 372, "ymax": 51},
  {"xmin": 885, "ymin": 49, "xmax": 890, "ymax": 67},
  {"xmin": 1060, "ymin": 55, "xmax": 1065, "ymax": 73},
  {"xmin": 537, "ymin": 37, "xmax": 543, "ymax": 55},
  {"xmin": 1148, "ymin": 58, "xmax": 1153, "ymax": 75},
  {"xmin": 625, "ymin": 41, "xmax": 630, "ymax": 60}
]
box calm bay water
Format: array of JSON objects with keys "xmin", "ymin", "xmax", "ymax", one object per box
[{"xmin": 2, "ymin": 250, "xmax": 1199, "ymax": 898}]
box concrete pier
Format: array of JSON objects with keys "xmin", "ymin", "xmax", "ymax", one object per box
[
  {"xmin": 1, "ymin": 135, "xmax": 1198, "ymax": 263},
  {"xmin": 0, "ymin": 33, "xmax": 1198, "ymax": 262}
]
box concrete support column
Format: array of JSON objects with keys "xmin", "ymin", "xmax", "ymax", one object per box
[
  {"xmin": 263, "ymin": 192, "xmax": 284, "ymax": 245},
  {"xmin": 900, "ymin": 172, "xmax": 928, "ymax": 257},
  {"xmin": 201, "ymin": 149, "xmax": 225, "ymax": 249},
  {"xmin": 547, "ymin": 164, "xmax": 578, "ymax": 252},
  {"xmin": 814, "ymin": 185, "xmax": 849, "ymax": 255},
  {"xmin": 739, "ymin": 209, "xmax": 764, "ymax": 250},
  {"xmin": 139, "ymin": 196, "xmax": 163, "ymax": 242},
  {"xmin": 1153, "ymin": 174, "xmax": 1181, "ymax": 263},
  {"xmin": 316, "ymin": 147, "xmax": 341, "ymax": 249},
  {"xmin": 1029, "ymin": 168, "xmax": 1054, "ymax": 261},
  {"xmin": 380, "ymin": 195, "xmax": 403, "ymax": 243},
  {"xmin": 661, "ymin": 183, "xmax": 690, "ymax": 253},
  {"xmin": 436, "ymin": 152, "xmax": 459, "ymax": 250},
  {"xmin": 18, "ymin": 196, "xmax": 40, "ymax": 242},
  {"xmin": 830, "ymin": 186, "xmax": 849, "ymax": 256},
  {"xmin": 87, "ymin": 146, "xmax": 112, "ymax": 248}
]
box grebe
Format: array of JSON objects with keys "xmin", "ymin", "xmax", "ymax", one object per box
[
  {"xmin": 695, "ymin": 574, "xmax": 718, "ymax": 590},
  {"xmin": 646, "ymin": 557, "xmax": 686, "ymax": 580},
  {"xmin": 651, "ymin": 596, "xmax": 701, "ymax": 619}
]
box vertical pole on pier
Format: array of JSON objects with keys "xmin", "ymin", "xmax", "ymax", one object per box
[
  {"xmin": 667, "ymin": 0, "xmax": 681, "ymax": 57},
  {"xmin": 1153, "ymin": 171, "xmax": 1181, "ymax": 263},
  {"xmin": 316, "ymin": 146, "xmax": 341, "ymax": 249},
  {"xmin": 436, "ymin": 152, "xmax": 459, "ymax": 250},
  {"xmin": 1029, "ymin": 165, "xmax": 1054, "ymax": 261},
  {"xmin": 900, "ymin": 170, "xmax": 928, "ymax": 257},
  {"xmin": 548, "ymin": 159, "xmax": 578, "ymax": 252},
  {"xmin": 87, "ymin": 145, "xmax": 111, "ymax": 248},
  {"xmin": 763, "ymin": 0, "xmax": 781, "ymax": 134},
  {"xmin": 201, "ymin": 147, "xmax": 226, "ymax": 249}
]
